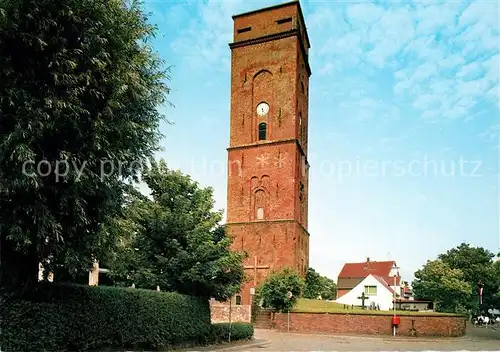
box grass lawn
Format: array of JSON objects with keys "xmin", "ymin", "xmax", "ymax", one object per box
[{"xmin": 292, "ymin": 298, "xmax": 461, "ymax": 316}]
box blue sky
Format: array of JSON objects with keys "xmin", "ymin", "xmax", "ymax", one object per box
[{"xmin": 139, "ymin": 0, "xmax": 499, "ymax": 282}]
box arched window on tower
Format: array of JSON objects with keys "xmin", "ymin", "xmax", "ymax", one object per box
[
  {"xmin": 258, "ymin": 122, "xmax": 267, "ymax": 140},
  {"xmin": 254, "ymin": 189, "xmax": 265, "ymax": 220}
]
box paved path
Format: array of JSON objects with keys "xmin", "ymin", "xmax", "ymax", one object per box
[{"xmin": 241, "ymin": 325, "xmax": 500, "ymax": 351}]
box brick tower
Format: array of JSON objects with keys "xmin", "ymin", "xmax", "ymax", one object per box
[{"xmin": 226, "ymin": 0, "xmax": 311, "ymax": 306}]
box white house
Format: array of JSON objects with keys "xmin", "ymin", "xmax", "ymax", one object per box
[{"xmin": 335, "ymin": 274, "xmax": 396, "ymax": 311}]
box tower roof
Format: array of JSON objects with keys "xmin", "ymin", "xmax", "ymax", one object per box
[{"xmin": 231, "ymin": 0, "xmax": 311, "ymax": 50}]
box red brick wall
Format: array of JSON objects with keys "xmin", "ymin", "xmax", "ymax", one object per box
[
  {"xmin": 228, "ymin": 39, "xmax": 303, "ymax": 146},
  {"xmin": 227, "ymin": 221, "xmax": 308, "ymax": 305},
  {"xmin": 210, "ymin": 303, "xmax": 251, "ymax": 323},
  {"xmin": 272, "ymin": 312, "xmax": 467, "ymax": 337},
  {"xmin": 226, "ymin": 1, "xmax": 311, "ymax": 307},
  {"xmin": 227, "ymin": 143, "xmax": 299, "ymax": 222}
]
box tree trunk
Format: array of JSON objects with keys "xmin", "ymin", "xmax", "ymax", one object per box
[{"xmin": 0, "ymin": 237, "xmax": 39, "ymax": 295}]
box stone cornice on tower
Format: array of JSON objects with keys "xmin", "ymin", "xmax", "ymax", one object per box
[
  {"xmin": 229, "ymin": 29, "xmax": 312, "ymax": 77},
  {"xmin": 226, "ymin": 138, "xmax": 310, "ymax": 167}
]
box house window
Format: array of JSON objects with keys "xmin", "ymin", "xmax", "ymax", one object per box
[
  {"xmin": 258, "ymin": 122, "xmax": 267, "ymax": 140},
  {"xmin": 364, "ymin": 285, "xmax": 377, "ymax": 295},
  {"xmin": 235, "ymin": 295, "xmax": 242, "ymax": 305}
]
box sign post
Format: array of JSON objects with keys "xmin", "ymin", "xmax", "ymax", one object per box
[
  {"xmin": 286, "ymin": 291, "xmax": 293, "ymax": 332},
  {"xmin": 478, "ymin": 282, "xmax": 484, "ymax": 307},
  {"xmin": 250, "ymin": 287, "xmax": 255, "ymax": 307},
  {"xmin": 228, "ymin": 298, "xmax": 232, "ymax": 342},
  {"xmin": 250, "ymin": 287, "xmax": 255, "ymax": 324}
]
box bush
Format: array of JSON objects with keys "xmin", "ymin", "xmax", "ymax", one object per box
[
  {"xmin": 258, "ymin": 267, "xmax": 305, "ymax": 313},
  {"xmin": 0, "ymin": 283, "xmax": 211, "ymax": 351},
  {"xmin": 208, "ymin": 323, "xmax": 254, "ymax": 344}
]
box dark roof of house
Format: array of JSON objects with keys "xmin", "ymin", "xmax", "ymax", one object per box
[
  {"xmin": 338, "ymin": 260, "xmax": 395, "ymax": 277},
  {"xmin": 338, "ymin": 259, "xmax": 401, "ymax": 286}
]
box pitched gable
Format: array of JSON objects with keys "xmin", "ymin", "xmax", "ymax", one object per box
[{"xmin": 372, "ymin": 275, "xmax": 395, "ymax": 294}]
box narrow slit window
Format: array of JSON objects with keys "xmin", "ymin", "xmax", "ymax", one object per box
[
  {"xmin": 235, "ymin": 295, "xmax": 242, "ymax": 305},
  {"xmin": 237, "ymin": 27, "xmax": 251, "ymax": 34},
  {"xmin": 258, "ymin": 122, "xmax": 267, "ymax": 140},
  {"xmin": 276, "ymin": 17, "xmax": 292, "ymax": 24},
  {"xmin": 299, "ymin": 113, "xmax": 303, "ymax": 141},
  {"xmin": 257, "ymin": 207, "xmax": 264, "ymax": 220}
]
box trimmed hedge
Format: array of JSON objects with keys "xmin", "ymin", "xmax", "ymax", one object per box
[
  {"xmin": 0, "ymin": 283, "xmax": 211, "ymax": 351},
  {"xmin": 208, "ymin": 323, "xmax": 254, "ymax": 344}
]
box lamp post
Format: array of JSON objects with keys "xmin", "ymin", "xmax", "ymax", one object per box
[{"xmin": 390, "ymin": 262, "xmax": 400, "ymax": 337}]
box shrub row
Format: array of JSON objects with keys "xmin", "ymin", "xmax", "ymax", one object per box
[
  {"xmin": 0, "ymin": 283, "xmax": 212, "ymax": 351},
  {"xmin": 208, "ymin": 322, "xmax": 254, "ymax": 344}
]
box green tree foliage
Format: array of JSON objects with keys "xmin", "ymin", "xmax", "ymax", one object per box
[
  {"xmin": 438, "ymin": 243, "xmax": 498, "ymax": 309},
  {"xmin": 0, "ymin": 0, "xmax": 169, "ymax": 290},
  {"xmin": 413, "ymin": 244, "xmax": 500, "ymax": 312},
  {"xmin": 493, "ymin": 259, "xmax": 500, "ymax": 300},
  {"xmin": 258, "ymin": 267, "xmax": 305, "ymax": 312},
  {"xmin": 412, "ymin": 260, "xmax": 471, "ymax": 313},
  {"xmin": 318, "ymin": 276, "xmax": 337, "ymax": 300},
  {"xmin": 107, "ymin": 160, "xmax": 246, "ymax": 301},
  {"xmin": 303, "ymin": 267, "xmax": 337, "ymax": 300}
]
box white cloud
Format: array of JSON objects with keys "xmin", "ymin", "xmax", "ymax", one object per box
[
  {"xmin": 458, "ymin": 1, "xmax": 499, "ymax": 28},
  {"xmin": 414, "ymin": 1, "xmax": 463, "ymax": 35},
  {"xmin": 304, "ymin": 0, "xmax": 499, "ymax": 122},
  {"xmin": 478, "ymin": 124, "xmax": 500, "ymax": 144},
  {"xmin": 456, "ymin": 61, "xmax": 483, "ymax": 80},
  {"xmin": 378, "ymin": 136, "xmax": 406, "ymax": 149},
  {"xmin": 486, "ymin": 83, "xmax": 500, "ymax": 106},
  {"xmin": 318, "ymin": 62, "xmax": 334, "ymax": 76},
  {"xmin": 483, "ymin": 54, "xmax": 500, "ymax": 84},
  {"xmin": 345, "ymin": 2, "xmax": 384, "ymax": 27},
  {"xmin": 359, "ymin": 98, "xmax": 381, "ymax": 108},
  {"xmin": 170, "ymin": 0, "xmax": 245, "ymax": 71},
  {"xmin": 365, "ymin": 7, "xmax": 415, "ymax": 67},
  {"xmin": 412, "ymin": 94, "xmax": 439, "ymax": 110}
]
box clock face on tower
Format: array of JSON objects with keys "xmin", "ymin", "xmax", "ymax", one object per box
[{"xmin": 256, "ymin": 102, "xmax": 269, "ymax": 116}]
